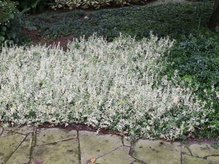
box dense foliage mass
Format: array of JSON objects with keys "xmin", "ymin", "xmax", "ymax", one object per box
[
  {"xmin": 0, "ymin": 0, "xmax": 23, "ymax": 45},
  {"xmin": 27, "ymin": 3, "xmax": 214, "ymax": 40},
  {"xmin": 11, "ymin": 0, "xmax": 52, "ymax": 13},
  {"xmin": 27, "ymin": 2, "xmax": 219, "ymax": 138},
  {"xmin": 0, "ymin": 35, "xmax": 213, "ymax": 140},
  {"xmin": 1, "ymin": 0, "xmax": 218, "ymax": 139},
  {"xmin": 51, "ymin": 0, "xmax": 149, "ymax": 9},
  {"xmin": 0, "ymin": 1, "xmax": 16, "ymax": 24}
]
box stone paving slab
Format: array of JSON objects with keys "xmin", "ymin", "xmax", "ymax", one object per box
[
  {"xmin": 6, "ymin": 133, "xmax": 32, "ymax": 164},
  {"xmin": 133, "ymin": 140, "xmax": 181, "ymax": 164},
  {"xmin": 0, "ymin": 131, "xmax": 26, "ymax": 164},
  {"xmin": 3, "ymin": 126, "xmax": 34, "ymax": 136},
  {"xmin": 90, "ymin": 146, "xmax": 134, "ymax": 164},
  {"xmin": 32, "ymin": 141, "xmax": 79, "ymax": 164},
  {"xmin": 36, "ymin": 128, "xmax": 77, "ymax": 145},
  {"xmin": 182, "ymin": 154, "xmax": 212, "ymax": 164},
  {"xmin": 79, "ymin": 131, "xmax": 133, "ymax": 164},
  {"xmin": 32, "ymin": 128, "xmax": 79, "ymax": 164},
  {"xmin": 182, "ymin": 143, "xmax": 219, "ymax": 164},
  {"xmin": 0, "ymin": 126, "xmax": 219, "ymax": 164},
  {"xmin": 185, "ymin": 144, "xmax": 219, "ymax": 158}
]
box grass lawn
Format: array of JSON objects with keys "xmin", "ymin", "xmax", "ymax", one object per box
[{"xmin": 1, "ymin": 1, "xmax": 218, "ymax": 140}]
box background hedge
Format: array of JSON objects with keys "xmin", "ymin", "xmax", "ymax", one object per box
[
  {"xmin": 51, "ymin": 0, "xmax": 150, "ymax": 10},
  {"xmin": 0, "ymin": 0, "xmax": 23, "ymax": 45}
]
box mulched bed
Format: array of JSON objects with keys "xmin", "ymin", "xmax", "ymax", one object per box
[{"xmin": 23, "ymin": 28, "xmax": 74, "ymax": 51}]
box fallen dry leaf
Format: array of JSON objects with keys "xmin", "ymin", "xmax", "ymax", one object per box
[{"xmin": 87, "ymin": 157, "xmax": 97, "ymax": 164}]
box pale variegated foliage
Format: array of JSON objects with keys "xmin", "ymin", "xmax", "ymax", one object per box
[
  {"xmin": 0, "ymin": 35, "xmax": 211, "ymax": 140},
  {"xmin": 52, "ymin": 0, "xmax": 144, "ymax": 9}
]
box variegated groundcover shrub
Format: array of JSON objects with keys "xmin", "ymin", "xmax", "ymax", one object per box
[
  {"xmin": 52, "ymin": 0, "xmax": 148, "ymax": 9},
  {"xmin": 0, "ymin": 35, "xmax": 213, "ymax": 140}
]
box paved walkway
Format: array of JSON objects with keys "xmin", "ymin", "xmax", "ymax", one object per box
[{"xmin": 0, "ymin": 126, "xmax": 219, "ymax": 164}]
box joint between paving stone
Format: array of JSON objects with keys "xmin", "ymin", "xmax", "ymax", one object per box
[
  {"xmin": 128, "ymin": 140, "xmax": 147, "ymax": 164},
  {"xmin": 86, "ymin": 145, "xmax": 126, "ymax": 164},
  {"xmin": 203, "ymin": 154, "xmax": 219, "ymax": 159},
  {"xmin": 184, "ymin": 145, "xmax": 193, "ymax": 156},
  {"xmin": 77, "ymin": 130, "xmax": 82, "ymax": 164},
  {"xmin": 121, "ymin": 135, "xmax": 131, "ymax": 147},
  {"xmin": 96, "ymin": 145, "xmax": 123, "ymax": 160},
  {"xmin": 4, "ymin": 128, "xmax": 28, "ymax": 136},
  {"xmin": 36, "ymin": 136, "xmax": 77, "ymax": 146},
  {"xmin": 180, "ymin": 142, "xmax": 183, "ymax": 164},
  {"xmin": 0, "ymin": 125, "xmax": 4, "ymax": 136},
  {"xmin": 121, "ymin": 135, "xmax": 125, "ymax": 146},
  {"xmin": 185, "ymin": 153, "xmax": 215, "ymax": 162},
  {"xmin": 28, "ymin": 127, "xmax": 37, "ymax": 164}
]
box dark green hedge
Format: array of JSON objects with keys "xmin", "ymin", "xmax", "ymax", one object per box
[{"xmin": 0, "ymin": 0, "xmax": 23, "ymax": 45}]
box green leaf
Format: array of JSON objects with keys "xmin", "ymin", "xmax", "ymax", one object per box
[
  {"xmin": 0, "ymin": 36, "xmax": 5, "ymax": 42},
  {"xmin": 2, "ymin": 26, "xmax": 7, "ymax": 31}
]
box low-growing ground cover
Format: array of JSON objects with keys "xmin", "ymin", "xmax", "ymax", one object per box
[
  {"xmin": 0, "ymin": 0, "xmax": 218, "ymax": 140},
  {"xmin": 24, "ymin": 1, "xmax": 219, "ymax": 138},
  {"xmin": 26, "ymin": 2, "xmax": 213, "ymax": 40},
  {"xmin": 0, "ymin": 35, "xmax": 213, "ymax": 140}
]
